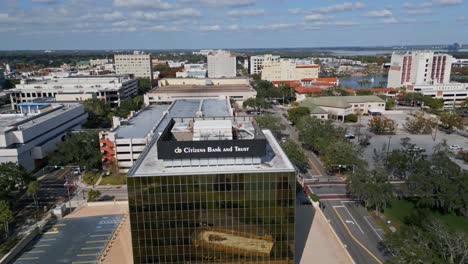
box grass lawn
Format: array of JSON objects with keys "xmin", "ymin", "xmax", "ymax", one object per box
[
  {"xmin": 384, "ymin": 198, "xmax": 468, "ymax": 233},
  {"xmin": 99, "ymin": 174, "xmax": 127, "ymax": 185},
  {"xmin": 83, "ymin": 171, "xmax": 100, "ymax": 185}
]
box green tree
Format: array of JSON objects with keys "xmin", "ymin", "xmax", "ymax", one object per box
[
  {"xmin": 50, "ymin": 131, "xmax": 101, "ymax": 170},
  {"xmin": 0, "ymin": 201, "xmax": 13, "ymax": 238},
  {"xmin": 242, "ymin": 97, "xmax": 271, "ymax": 110},
  {"xmin": 287, "ymin": 107, "xmax": 310, "ymax": 124},
  {"xmin": 87, "ymin": 189, "xmax": 101, "ymax": 202},
  {"xmin": 423, "ymin": 95, "xmax": 444, "ymax": 109},
  {"xmin": 368, "ymin": 116, "xmax": 397, "ymax": 135},
  {"xmin": 439, "ymin": 111, "xmax": 463, "ymax": 130},
  {"xmin": 404, "ymin": 111, "xmax": 438, "ymax": 134},
  {"xmin": 344, "ymin": 114, "xmax": 358, "ymax": 123},
  {"xmin": 356, "ymin": 89, "xmax": 374, "ymax": 96},
  {"xmin": 114, "ymin": 97, "xmax": 143, "ymax": 118},
  {"xmin": 281, "ymin": 140, "xmax": 309, "ymax": 172},
  {"xmin": 83, "ymin": 99, "xmax": 111, "ymax": 128},
  {"xmin": 254, "ymin": 114, "xmax": 285, "ymax": 137},
  {"xmin": 136, "ymin": 78, "xmax": 152, "ymax": 95},
  {"xmin": 346, "ymin": 169, "xmax": 392, "ymax": 211},
  {"xmin": 296, "ymin": 116, "xmax": 346, "ymax": 154},
  {"xmin": 27, "ymin": 181, "xmax": 40, "ymax": 212},
  {"xmin": 3, "ymin": 79, "xmax": 20, "ymax": 89},
  {"xmin": 386, "ymin": 98, "xmax": 397, "ymax": 110},
  {"xmin": 321, "ymin": 140, "xmax": 366, "ymax": 172},
  {"xmin": 0, "ymin": 163, "xmax": 32, "ymax": 200},
  {"xmin": 278, "ymin": 84, "xmax": 296, "ymax": 103}
]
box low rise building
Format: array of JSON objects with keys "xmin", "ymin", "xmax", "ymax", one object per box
[
  {"xmin": 261, "ymin": 59, "xmax": 319, "ymax": 82},
  {"xmin": 145, "ymin": 78, "xmax": 256, "ymax": 106},
  {"xmin": 300, "ymin": 95, "xmax": 386, "ymax": 121},
  {"xmin": 207, "ymin": 50, "xmax": 236, "ymax": 78},
  {"xmin": 176, "ymin": 63, "xmax": 207, "ymax": 78},
  {"xmin": 99, "ymin": 98, "xmax": 234, "ymax": 173},
  {"xmin": 114, "ymin": 51, "xmax": 152, "ymax": 79},
  {"xmin": 8, "ymin": 75, "xmax": 138, "ymax": 110},
  {"xmin": 409, "ymin": 83, "xmax": 467, "ymax": 108},
  {"xmin": 0, "ymin": 103, "xmax": 88, "ymax": 171},
  {"xmin": 272, "ymin": 78, "xmax": 339, "ymax": 101}
]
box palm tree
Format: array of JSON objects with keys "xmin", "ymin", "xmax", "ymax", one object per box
[
  {"xmin": 0, "ymin": 201, "xmax": 13, "ymax": 238},
  {"xmin": 27, "ymin": 181, "xmax": 40, "ymax": 215}
]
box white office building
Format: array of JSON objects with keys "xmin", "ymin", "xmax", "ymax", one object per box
[
  {"xmin": 114, "ymin": 51, "xmax": 153, "ymax": 79},
  {"xmin": 9, "ymin": 75, "xmax": 138, "ymax": 110},
  {"xmin": 0, "ymin": 103, "xmax": 88, "ymax": 171},
  {"xmin": 411, "ymin": 83, "xmax": 468, "ymax": 108},
  {"xmin": 207, "ymin": 50, "xmax": 237, "ymax": 78},
  {"xmin": 261, "ymin": 59, "xmax": 320, "ymax": 82},
  {"xmin": 387, "ymin": 51, "xmax": 452, "ymax": 88},
  {"xmin": 176, "ymin": 64, "xmax": 207, "ymax": 78},
  {"xmin": 250, "ymin": 54, "xmax": 280, "ymax": 75}
]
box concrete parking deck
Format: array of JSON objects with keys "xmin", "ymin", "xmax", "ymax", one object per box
[{"xmin": 12, "ymin": 214, "xmax": 123, "ymax": 264}]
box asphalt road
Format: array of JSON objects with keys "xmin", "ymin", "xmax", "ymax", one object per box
[
  {"xmin": 308, "ymin": 184, "xmax": 389, "ymax": 264},
  {"xmin": 13, "ymin": 215, "xmax": 123, "ymax": 264}
]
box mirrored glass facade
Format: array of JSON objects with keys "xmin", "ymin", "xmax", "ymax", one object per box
[{"xmin": 128, "ymin": 171, "xmax": 295, "ymax": 264}]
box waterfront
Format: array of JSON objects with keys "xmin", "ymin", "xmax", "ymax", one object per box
[{"xmin": 339, "ymin": 75, "xmax": 387, "ymax": 89}]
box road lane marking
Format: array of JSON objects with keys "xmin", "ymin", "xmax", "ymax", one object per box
[
  {"xmin": 77, "ymin": 253, "xmax": 101, "ymax": 257},
  {"xmin": 86, "ymin": 240, "xmax": 107, "ymax": 244},
  {"xmin": 332, "ymin": 205, "xmax": 345, "ymax": 208},
  {"xmin": 90, "ymin": 234, "xmax": 110, "ymax": 237},
  {"xmin": 35, "ymin": 244, "xmax": 51, "ymax": 247},
  {"xmin": 364, "ymin": 216, "xmax": 383, "ymax": 241},
  {"xmin": 81, "ymin": 247, "xmax": 103, "ymax": 250},
  {"xmin": 54, "ymin": 224, "xmax": 66, "ymax": 227},
  {"xmin": 333, "ymin": 207, "xmax": 383, "ymax": 264},
  {"xmin": 17, "ymin": 257, "xmax": 40, "ymax": 260},
  {"xmin": 26, "ymin": 250, "xmax": 45, "ymax": 253},
  {"xmin": 42, "ymin": 238, "xmax": 56, "ymax": 241},
  {"xmin": 307, "ymin": 156, "xmax": 323, "ymax": 176},
  {"xmin": 342, "ymin": 202, "xmax": 365, "ymax": 234},
  {"xmin": 72, "ymin": 261, "xmax": 98, "ymax": 264}
]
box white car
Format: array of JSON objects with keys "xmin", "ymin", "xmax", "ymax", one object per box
[
  {"xmin": 449, "ymin": 145, "xmax": 461, "ymax": 151},
  {"xmin": 345, "ymin": 133, "xmax": 355, "ymax": 139}
]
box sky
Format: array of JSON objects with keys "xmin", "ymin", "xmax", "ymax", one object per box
[{"xmin": 0, "ymin": 0, "xmax": 467, "ymax": 50}]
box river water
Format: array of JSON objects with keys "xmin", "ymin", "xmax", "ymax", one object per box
[{"xmin": 339, "ymin": 75, "xmax": 388, "ymax": 89}]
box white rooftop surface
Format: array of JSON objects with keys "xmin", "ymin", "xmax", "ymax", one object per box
[
  {"xmin": 169, "ymin": 99, "xmax": 232, "ymax": 118},
  {"xmin": 115, "ymin": 105, "xmax": 169, "ymax": 139},
  {"xmin": 129, "ymin": 130, "xmax": 295, "ymax": 177},
  {"xmin": 0, "ymin": 105, "xmax": 81, "ymax": 132},
  {"xmin": 193, "ymin": 120, "xmax": 232, "ymax": 130}
]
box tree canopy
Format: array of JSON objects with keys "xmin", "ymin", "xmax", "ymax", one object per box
[
  {"xmin": 0, "ymin": 163, "xmax": 32, "ymax": 200},
  {"xmin": 281, "ymin": 140, "xmax": 309, "ymax": 172},
  {"xmin": 254, "ymin": 114, "xmax": 285, "ymax": 137},
  {"xmin": 346, "ymin": 169, "xmax": 393, "ymax": 211},
  {"xmin": 287, "ymin": 107, "xmax": 310, "ymax": 125},
  {"xmin": 50, "ymin": 131, "xmax": 101, "ymax": 170}
]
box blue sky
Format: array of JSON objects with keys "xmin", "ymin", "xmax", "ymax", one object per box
[{"xmin": 0, "ymin": 0, "xmax": 467, "ymax": 50}]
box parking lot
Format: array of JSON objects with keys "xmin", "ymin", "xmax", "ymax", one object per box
[
  {"xmin": 344, "ymin": 110, "xmax": 468, "ymax": 170},
  {"xmin": 13, "ymin": 215, "xmax": 123, "ymax": 264}
]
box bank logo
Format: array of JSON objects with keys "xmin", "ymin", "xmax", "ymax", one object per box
[{"xmin": 174, "ymin": 147, "xmax": 183, "ymax": 154}]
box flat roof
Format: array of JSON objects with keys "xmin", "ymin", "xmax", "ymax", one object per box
[
  {"xmin": 115, "ymin": 105, "xmax": 169, "ymax": 139},
  {"xmin": 129, "ymin": 130, "xmax": 295, "ymax": 177},
  {"xmin": 301, "ymin": 95, "xmax": 385, "ymax": 109},
  {"xmin": 149, "ymin": 84, "xmax": 254, "ymax": 94},
  {"xmin": 115, "ymin": 99, "xmax": 232, "ymax": 138}
]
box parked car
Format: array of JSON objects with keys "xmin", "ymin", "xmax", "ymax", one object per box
[
  {"xmin": 449, "ymin": 145, "xmax": 461, "ymax": 151},
  {"xmin": 345, "ymin": 133, "xmax": 355, "ymax": 139}
]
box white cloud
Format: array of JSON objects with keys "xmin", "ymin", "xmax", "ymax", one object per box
[
  {"xmin": 433, "ymin": 0, "xmax": 463, "ymax": 5},
  {"xmin": 382, "ymin": 17, "xmax": 399, "ymax": 24},
  {"xmin": 113, "ymin": 0, "xmax": 172, "ymax": 9},
  {"xmin": 148, "ymin": 25, "xmax": 181, "ymax": 32},
  {"xmin": 102, "ymin": 11, "xmax": 125, "ymax": 21},
  {"xmin": 134, "ymin": 8, "xmax": 201, "ymax": 21},
  {"xmin": 0, "ymin": 13, "xmax": 17, "ymax": 23},
  {"xmin": 304, "ymin": 14, "xmax": 330, "ymax": 21},
  {"xmin": 180, "ymin": 0, "xmax": 255, "ymax": 8},
  {"xmin": 257, "ymin": 23, "xmax": 293, "ymax": 30},
  {"xmin": 31, "ymin": 0, "xmax": 58, "ymax": 3},
  {"xmin": 365, "ymin": 9, "xmax": 393, "ymax": 18},
  {"xmin": 228, "ymin": 24, "xmax": 240, "ymax": 30},
  {"xmin": 316, "ymin": 2, "xmax": 365, "ymax": 13},
  {"xmin": 200, "ymin": 24, "xmax": 221, "ymax": 31},
  {"xmin": 403, "ymin": 8, "xmax": 433, "ymax": 14},
  {"xmin": 227, "ymin": 9, "xmax": 265, "ymax": 17},
  {"xmin": 403, "ymin": 2, "xmax": 433, "ymax": 8},
  {"xmin": 329, "ymin": 21, "xmax": 359, "ymax": 26}
]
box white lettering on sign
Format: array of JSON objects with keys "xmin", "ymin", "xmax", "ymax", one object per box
[{"xmin": 173, "ymin": 145, "xmax": 252, "ymax": 154}]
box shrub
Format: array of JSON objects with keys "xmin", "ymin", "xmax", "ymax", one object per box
[{"xmin": 344, "ymin": 114, "xmax": 358, "ymax": 123}]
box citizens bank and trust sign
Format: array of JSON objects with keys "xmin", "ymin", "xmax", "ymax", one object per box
[{"xmin": 157, "ymin": 139, "xmax": 267, "ymax": 159}]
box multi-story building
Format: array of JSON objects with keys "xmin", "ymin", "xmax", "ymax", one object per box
[
  {"xmin": 410, "ymin": 83, "xmax": 468, "ymax": 108},
  {"xmin": 0, "ymin": 67, "xmax": 5, "ymax": 89},
  {"xmin": 89, "ymin": 58, "xmax": 111, "ymax": 67},
  {"xmin": 127, "ymin": 116, "xmax": 295, "ymax": 263},
  {"xmin": 262, "ymin": 59, "xmax": 320, "ymax": 82},
  {"xmin": 0, "ymin": 103, "xmax": 88, "ymax": 171},
  {"xmin": 145, "ymin": 78, "xmax": 256, "ymax": 106},
  {"xmin": 8, "ymin": 75, "xmax": 138, "ymax": 110},
  {"xmin": 114, "ymin": 51, "xmax": 153, "ymax": 80},
  {"xmin": 207, "ymin": 50, "xmax": 237, "ymax": 78},
  {"xmin": 250, "ymin": 54, "xmax": 280, "ymax": 75},
  {"xmin": 99, "ymin": 98, "xmax": 233, "ymax": 173},
  {"xmin": 387, "ymin": 51, "xmax": 452, "ymax": 88},
  {"xmin": 176, "ymin": 64, "xmax": 207, "ymax": 78}
]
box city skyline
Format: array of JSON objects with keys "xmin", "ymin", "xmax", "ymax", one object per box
[{"xmin": 0, "ymin": 0, "xmax": 467, "ymax": 50}]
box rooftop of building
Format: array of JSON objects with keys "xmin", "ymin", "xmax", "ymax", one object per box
[
  {"xmin": 149, "ymin": 84, "xmax": 255, "ymax": 94},
  {"xmin": 0, "ymin": 104, "xmax": 83, "ymax": 132},
  {"xmin": 15, "ymin": 75, "xmax": 133, "ymax": 86},
  {"xmin": 301, "ymin": 95, "xmax": 385, "ymax": 109},
  {"xmin": 114, "ymin": 99, "xmax": 233, "ymax": 139},
  {"xmin": 128, "ymin": 129, "xmax": 295, "ymax": 177}
]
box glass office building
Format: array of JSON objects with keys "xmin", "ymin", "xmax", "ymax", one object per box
[{"xmin": 127, "ymin": 118, "xmax": 296, "ymax": 264}]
